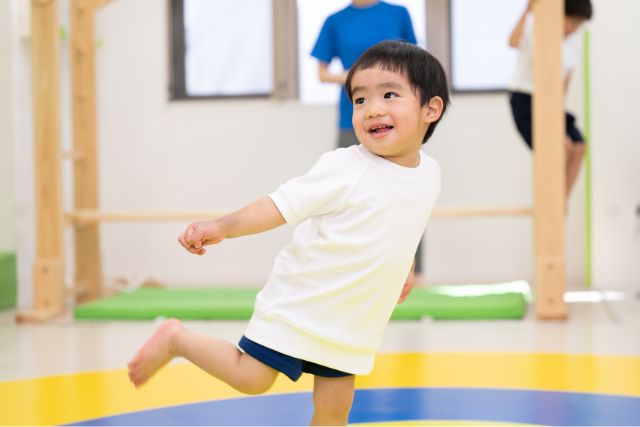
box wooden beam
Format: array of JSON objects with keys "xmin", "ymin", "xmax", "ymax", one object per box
[
  {"xmin": 25, "ymin": 0, "xmax": 65, "ymax": 318},
  {"xmin": 426, "ymin": 0, "xmax": 451, "ymax": 77},
  {"xmin": 15, "ymin": 306, "xmax": 63, "ymax": 324},
  {"xmin": 66, "ymin": 210, "xmax": 227, "ymax": 224},
  {"xmin": 71, "ymin": 0, "xmax": 102, "ymax": 303},
  {"xmin": 272, "ymin": 0, "xmax": 298, "ymax": 99},
  {"xmin": 431, "ymin": 207, "xmax": 533, "ymax": 219},
  {"xmin": 533, "ymin": 0, "xmax": 567, "ymax": 319},
  {"xmin": 64, "ymin": 207, "xmax": 534, "ymax": 225}
]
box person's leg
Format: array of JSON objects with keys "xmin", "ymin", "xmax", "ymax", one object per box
[
  {"xmin": 310, "ymin": 375, "xmax": 355, "ymax": 426},
  {"xmin": 128, "ymin": 318, "xmax": 278, "ymax": 394},
  {"xmin": 510, "ymin": 92, "xmax": 534, "ymax": 149},
  {"xmin": 565, "ymin": 139, "xmax": 585, "ymax": 198}
]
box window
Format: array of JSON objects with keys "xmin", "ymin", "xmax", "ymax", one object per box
[
  {"xmin": 169, "ymin": 0, "xmax": 430, "ymax": 101},
  {"xmin": 450, "ymin": 0, "xmax": 526, "ymax": 92},
  {"xmin": 170, "ymin": 0, "xmax": 274, "ymax": 99}
]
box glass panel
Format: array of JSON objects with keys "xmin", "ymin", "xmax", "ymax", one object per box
[
  {"xmin": 183, "ymin": 0, "xmax": 273, "ymax": 97},
  {"xmin": 451, "ymin": 0, "xmax": 526, "ymax": 91}
]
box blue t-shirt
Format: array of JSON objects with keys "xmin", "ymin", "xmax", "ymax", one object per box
[{"xmin": 311, "ymin": 1, "xmax": 417, "ymax": 130}]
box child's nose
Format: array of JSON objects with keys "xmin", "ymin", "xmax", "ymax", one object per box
[{"xmin": 365, "ymin": 101, "xmax": 384, "ymax": 118}]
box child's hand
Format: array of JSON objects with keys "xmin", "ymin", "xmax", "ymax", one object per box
[
  {"xmin": 177, "ymin": 220, "xmax": 225, "ymax": 256},
  {"xmin": 397, "ymin": 263, "xmax": 415, "ymax": 304}
]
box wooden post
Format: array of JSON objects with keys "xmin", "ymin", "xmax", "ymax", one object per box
[
  {"xmin": 533, "ymin": 0, "xmax": 567, "ymax": 319},
  {"xmin": 272, "ymin": 0, "xmax": 298, "ymax": 99},
  {"xmin": 70, "ymin": 0, "xmax": 110, "ymax": 302},
  {"xmin": 26, "ymin": 0, "xmax": 65, "ymax": 318},
  {"xmin": 426, "ymin": 0, "xmax": 451, "ymax": 78}
]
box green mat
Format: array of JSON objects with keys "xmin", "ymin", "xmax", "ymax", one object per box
[
  {"xmin": 74, "ymin": 281, "xmax": 528, "ymax": 320},
  {"xmin": 0, "ymin": 251, "xmax": 17, "ymax": 310}
]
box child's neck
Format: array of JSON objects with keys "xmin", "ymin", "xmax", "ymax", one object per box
[
  {"xmin": 369, "ymin": 149, "xmax": 421, "ymax": 168},
  {"xmin": 387, "ymin": 153, "xmax": 421, "ymax": 168}
]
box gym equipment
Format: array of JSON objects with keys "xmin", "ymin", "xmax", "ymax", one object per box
[{"xmin": 74, "ymin": 281, "xmax": 529, "ymax": 321}]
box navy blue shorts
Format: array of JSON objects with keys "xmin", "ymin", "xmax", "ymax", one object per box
[
  {"xmin": 509, "ymin": 91, "xmax": 585, "ymax": 149},
  {"xmin": 238, "ymin": 336, "xmax": 353, "ymax": 382}
]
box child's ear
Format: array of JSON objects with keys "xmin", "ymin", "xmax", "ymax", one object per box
[{"xmin": 423, "ymin": 96, "xmax": 444, "ymax": 123}]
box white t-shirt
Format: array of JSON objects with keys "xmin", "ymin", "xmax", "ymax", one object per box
[
  {"xmin": 244, "ymin": 145, "xmax": 440, "ymax": 375},
  {"xmin": 509, "ymin": 16, "xmax": 578, "ymax": 94}
]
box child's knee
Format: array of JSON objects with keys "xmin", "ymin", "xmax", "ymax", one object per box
[
  {"xmin": 235, "ymin": 377, "xmax": 274, "ymax": 395},
  {"xmin": 233, "ymin": 368, "xmax": 277, "ymax": 395}
]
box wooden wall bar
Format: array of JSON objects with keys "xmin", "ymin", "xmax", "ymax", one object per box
[
  {"xmin": 28, "ymin": 0, "xmax": 65, "ymax": 318},
  {"xmin": 533, "ymin": 0, "xmax": 568, "ymax": 319},
  {"xmin": 70, "ymin": 0, "xmax": 110, "ymax": 302}
]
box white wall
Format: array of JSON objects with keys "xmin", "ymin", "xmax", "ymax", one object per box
[
  {"xmin": 10, "ymin": 0, "xmax": 639, "ymax": 308},
  {"xmin": 590, "ymin": 0, "xmax": 640, "ymax": 288},
  {"xmin": 94, "ymin": 1, "xmax": 334, "ymax": 287},
  {"xmin": 0, "ymin": 0, "xmax": 16, "ymax": 251},
  {"xmin": 9, "ymin": 0, "xmax": 37, "ymax": 308}
]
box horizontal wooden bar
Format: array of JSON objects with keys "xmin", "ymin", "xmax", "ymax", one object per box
[
  {"xmin": 431, "ymin": 207, "xmax": 533, "ymax": 218},
  {"xmin": 15, "ymin": 307, "xmax": 64, "ymax": 324},
  {"xmin": 66, "ymin": 207, "xmax": 533, "ymax": 225},
  {"xmin": 61, "ymin": 150, "xmax": 85, "ymax": 161},
  {"xmin": 66, "ymin": 210, "xmax": 226, "ymax": 224}
]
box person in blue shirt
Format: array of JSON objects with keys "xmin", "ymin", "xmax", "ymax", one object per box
[{"xmin": 311, "ymin": 0, "xmax": 417, "ymax": 148}]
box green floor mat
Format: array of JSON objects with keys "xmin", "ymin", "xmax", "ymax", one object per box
[
  {"xmin": 0, "ymin": 251, "xmax": 17, "ymax": 310},
  {"xmin": 74, "ymin": 281, "xmax": 528, "ymax": 321}
]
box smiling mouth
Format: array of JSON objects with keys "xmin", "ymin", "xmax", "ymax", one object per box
[{"xmin": 369, "ymin": 124, "xmax": 394, "ymax": 135}]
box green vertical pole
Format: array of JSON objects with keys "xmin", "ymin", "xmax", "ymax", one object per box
[{"xmin": 583, "ymin": 30, "xmax": 592, "ymax": 288}]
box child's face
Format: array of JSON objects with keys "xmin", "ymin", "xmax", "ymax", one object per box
[
  {"xmin": 350, "ymin": 66, "xmax": 439, "ymax": 167},
  {"xmin": 564, "ymin": 16, "xmax": 585, "ymax": 37}
]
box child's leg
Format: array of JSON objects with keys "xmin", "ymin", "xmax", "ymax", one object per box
[
  {"xmin": 310, "ymin": 375, "xmax": 355, "ymax": 426},
  {"xmin": 565, "ymin": 139, "xmax": 586, "ymax": 197},
  {"xmin": 128, "ymin": 319, "xmax": 278, "ymax": 394}
]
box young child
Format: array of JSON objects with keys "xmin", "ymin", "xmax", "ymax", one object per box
[
  {"xmin": 508, "ymin": 0, "xmax": 593, "ymax": 199},
  {"xmin": 128, "ymin": 40, "xmax": 449, "ymax": 426}
]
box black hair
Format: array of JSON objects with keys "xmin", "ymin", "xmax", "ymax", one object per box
[
  {"xmin": 565, "ymin": 0, "xmax": 593, "ymax": 19},
  {"xmin": 345, "ymin": 40, "xmax": 450, "ymax": 144}
]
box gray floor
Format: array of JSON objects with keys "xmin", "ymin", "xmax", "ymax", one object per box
[{"xmin": 1, "ymin": 288, "xmax": 639, "ymax": 383}]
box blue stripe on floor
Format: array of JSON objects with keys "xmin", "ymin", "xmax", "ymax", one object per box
[{"xmin": 69, "ymin": 387, "xmax": 640, "ymax": 426}]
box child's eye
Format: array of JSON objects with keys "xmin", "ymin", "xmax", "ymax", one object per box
[
  {"xmin": 384, "ymin": 92, "xmax": 398, "ymax": 99},
  {"xmin": 354, "ymin": 97, "xmax": 365, "ymax": 105}
]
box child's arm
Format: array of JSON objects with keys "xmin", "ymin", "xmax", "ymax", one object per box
[
  {"xmin": 397, "ymin": 259, "xmax": 416, "ymax": 304},
  {"xmin": 509, "ymin": 0, "xmax": 536, "ymax": 48},
  {"xmin": 178, "ymin": 197, "xmax": 286, "ymax": 256}
]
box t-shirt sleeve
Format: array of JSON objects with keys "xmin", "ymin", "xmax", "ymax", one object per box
[
  {"xmin": 269, "ymin": 151, "xmax": 357, "ymax": 224},
  {"xmin": 311, "ymin": 17, "xmax": 336, "ymax": 63},
  {"xmin": 400, "ymin": 7, "xmax": 417, "ymax": 44}
]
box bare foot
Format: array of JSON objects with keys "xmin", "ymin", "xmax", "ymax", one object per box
[{"xmin": 128, "ymin": 318, "xmax": 183, "ymax": 387}]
